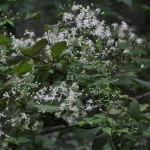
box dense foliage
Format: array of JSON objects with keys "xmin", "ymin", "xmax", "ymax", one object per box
[{"xmin": 0, "ymin": 1, "xmax": 150, "ymax": 150}]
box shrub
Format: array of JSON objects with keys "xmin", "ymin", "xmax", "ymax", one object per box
[{"xmin": 0, "ymin": 4, "xmax": 149, "ymax": 150}]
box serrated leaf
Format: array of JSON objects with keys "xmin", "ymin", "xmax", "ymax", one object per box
[
  {"xmin": 0, "ymin": 35, "xmax": 11, "ymax": 44},
  {"xmin": 51, "ymin": 41, "xmax": 67, "ymax": 58},
  {"xmin": 102, "ymin": 127, "xmax": 112, "ymax": 136},
  {"xmin": 32, "ymin": 104, "xmax": 60, "ymax": 112},
  {"xmin": 128, "ymin": 100, "xmax": 140, "ymax": 120}
]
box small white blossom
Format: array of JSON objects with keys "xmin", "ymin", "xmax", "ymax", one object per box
[
  {"xmin": 63, "ymin": 13, "xmax": 74, "ymax": 22},
  {"xmin": 123, "ymin": 49, "xmax": 129, "ymax": 54},
  {"xmin": 140, "ymin": 64, "xmax": 144, "ymax": 69},
  {"xmin": 0, "ymin": 130, "xmax": 4, "ymax": 137},
  {"xmin": 121, "ymin": 21, "xmax": 128, "ymax": 31},
  {"xmin": 71, "ymin": 4, "xmax": 80, "ymax": 11},
  {"xmin": 136, "ymin": 38, "xmax": 143, "ymax": 45}
]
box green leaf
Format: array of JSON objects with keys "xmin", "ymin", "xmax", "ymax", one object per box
[
  {"xmin": 131, "ymin": 78, "xmax": 150, "ymax": 89},
  {"xmin": 0, "ymin": 35, "xmax": 11, "ymax": 44},
  {"xmin": 25, "ymin": 11, "xmax": 41, "ymax": 21},
  {"xmin": 32, "ymin": 39, "xmax": 48, "ymax": 54},
  {"xmin": 34, "ymin": 64, "xmax": 52, "ymax": 82},
  {"xmin": 29, "ymin": 113, "xmax": 39, "ymax": 127},
  {"xmin": 19, "ymin": 83, "xmax": 38, "ymax": 88},
  {"xmin": 73, "ymin": 127, "xmax": 99, "ymax": 140},
  {"xmin": 6, "ymin": 137, "xmax": 16, "ymax": 143},
  {"xmin": 3, "ymin": 18, "xmax": 14, "ymax": 26},
  {"xmin": 102, "ymin": 127, "xmax": 112, "ymax": 136},
  {"xmin": 7, "ymin": 137, "xmax": 30, "ymax": 146},
  {"xmin": 92, "ymin": 133, "xmax": 109, "ymax": 150},
  {"xmin": 128, "ymin": 100, "xmax": 140, "ymax": 120},
  {"xmin": 118, "ymin": 128, "xmax": 129, "ymax": 134},
  {"xmin": 15, "ymin": 137, "xmax": 30, "ymax": 144},
  {"xmin": 20, "ymin": 39, "xmax": 48, "ymax": 55},
  {"xmin": 112, "ymin": 74, "xmax": 131, "ymax": 86},
  {"xmin": 5, "ymin": 75, "xmax": 17, "ymax": 86},
  {"xmin": 75, "ymin": 114, "xmax": 106, "ymax": 126},
  {"xmin": 75, "ymin": 146, "xmax": 87, "ymax": 150},
  {"xmin": 51, "ymin": 41, "xmax": 67, "ymax": 58},
  {"xmin": 107, "ymin": 118, "xmax": 117, "ymax": 127},
  {"xmin": 43, "ymin": 139, "xmax": 55, "ymax": 149},
  {"xmin": 118, "ymin": 0, "xmax": 132, "ymax": 6},
  {"xmin": 44, "ymin": 24, "xmax": 59, "ymax": 34},
  {"xmin": 13, "ymin": 61, "xmax": 32, "ymax": 75},
  {"xmin": 108, "ymin": 109, "xmax": 122, "ymax": 115},
  {"xmin": 32, "ymin": 104, "xmax": 60, "ymax": 112},
  {"xmin": 142, "ymin": 5, "xmax": 150, "ymax": 13}
]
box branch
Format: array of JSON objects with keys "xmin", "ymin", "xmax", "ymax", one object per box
[
  {"xmin": 39, "ymin": 124, "xmax": 101, "ymax": 134},
  {"xmin": 39, "ymin": 124, "xmax": 68, "ymax": 134},
  {"xmin": 133, "ymin": 92, "xmax": 150, "ymax": 100}
]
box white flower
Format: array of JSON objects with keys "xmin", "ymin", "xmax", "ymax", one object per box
[
  {"xmin": 76, "ymin": 11, "xmax": 85, "ymax": 20},
  {"xmin": 107, "ymin": 38, "xmax": 114, "ymax": 46},
  {"xmin": 86, "ymin": 39, "xmax": 93, "ymax": 46},
  {"xmin": 140, "ymin": 64, "xmax": 144, "ymax": 68},
  {"xmin": 71, "ymin": 4, "xmax": 80, "ymax": 11},
  {"xmin": 111, "ymin": 23, "xmax": 118, "ymax": 29},
  {"xmin": 121, "ymin": 21, "xmax": 128, "ymax": 31},
  {"xmin": 118, "ymin": 30, "xmax": 125, "ymax": 38},
  {"xmin": 83, "ymin": 19, "xmax": 90, "ymax": 28},
  {"xmin": 0, "ymin": 130, "xmax": 4, "ymax": 137},
  {"xmin": 87, "ymin": 99, "xmax": 93, "ymax": 104},
  {"xmin": 105, "ymin": 28, "xmax": 111, "ymax": 38},
  {"xmin": 60, "ymin": 103, "xmax": 67, "ymax": 111},
  {"xmin": 2, "ymin": 142, "xmax": 8, "ymax": 148},
  {"xmin": 95, "ymin": 8, "xmax": 101, "ymax": 14},
  {"xmin": 70, "ymin": 106, "xmax": 78, "ymax": 112},
  {"xmin": 136, "ymin": 38, "xmax": 143, "ymax": 45},
  {"xmin": 75, "ymin": 20, "xmax": 83, "ymax": 28},
  {"xmin": 129, "ymin": 33, "xmax": 136, "ymax": 40},
  {"xmin": 123, "ymin": 49, "xmax": 129, "ymax": 54},
  {"xmin": 21, "ymin": 113, "xmax": 28, "ymax": 120},
  {"xmin": 94, "ymin": 24, "xmax": 105, "ymax": 37},
  {"xmin": 63, "ymin": 13, "xmax": 74, "ymax": 22},
  {"xmin": 86, "ymin": 105, "xmax": 93, "ymax": 111},
  {"xmin": 91, "ymin": 18, "xmax": 98, "ymax": 26}
]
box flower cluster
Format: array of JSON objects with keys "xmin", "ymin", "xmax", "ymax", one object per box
[{"xmin": 0, "ymin": 4, "xmax": 143, "ymax": 148}]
